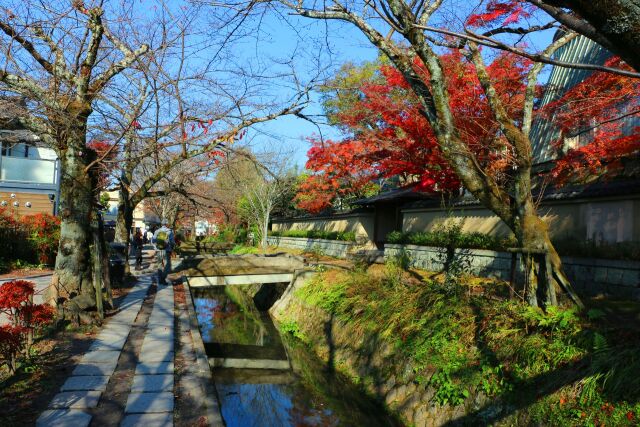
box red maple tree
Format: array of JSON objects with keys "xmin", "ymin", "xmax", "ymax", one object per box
[{"xmin": 297, "ymin": 50, "xmax": 533, "ymax": 212}]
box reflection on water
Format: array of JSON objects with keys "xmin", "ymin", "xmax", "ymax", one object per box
[{"xmin": 192, "ymin": 286, "xmax": 399, "ymax": 427}]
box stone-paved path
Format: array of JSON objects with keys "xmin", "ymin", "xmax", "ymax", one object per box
[
  {"xmin": 37, "ymin": 276, "xmax": 152, "ymax": 427},
  {"xmin": 33, "ymin": 252, "xmax": 222, "ymax": 427},
  {"xmin": 121, "ymin": 283, "xmax": 174, "ymax": 426}
]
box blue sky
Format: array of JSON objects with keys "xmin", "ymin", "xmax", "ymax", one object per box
[
  {"xmin": 234, "ymin": 13, "xmax": 381, "ymax": 169},
  {"xmin": 228, "ymin": 4, "xmax": 557, "ymax": 170}
]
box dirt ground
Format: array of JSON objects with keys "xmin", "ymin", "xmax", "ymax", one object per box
[
  {"xmin": 0, "ymin": 277, "xmax": 141, "ymax": 426},
  {"xmin": 0, "ymin": 268, "xmax": 53, "ymax": 280},
  {"xmin": 0, "ymin": 325, "xmax": 98, "ymax": 425}
]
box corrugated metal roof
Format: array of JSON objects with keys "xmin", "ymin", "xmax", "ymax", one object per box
[
  {"xmin": 403, "ymin": 178, "xmax": 640, "ymax": 210},
  {"xmin": 530, "ymin": 35, "xmax": 612, "ymax": 164},
  {"xmin": 352, "ymin": 185, "xmax": 434, "ymax": 205}
]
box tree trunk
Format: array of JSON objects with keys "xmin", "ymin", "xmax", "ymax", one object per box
[
  {"xmin": 51, "ymin": 135, "xmax": 98, "ymax": 307},
  {"xmin": 115, "ymin": 189, "xmax": 134, "ymax": 275},
  {"xmin": 261, "ymin": 213, "xmax": 269, "ymax": 253},
  {"xmin": 517, "ymin": 209, "xmax": 584, "ymax": 309}
]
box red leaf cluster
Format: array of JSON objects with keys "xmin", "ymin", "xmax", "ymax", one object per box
[
  {"xmin": 19, "ymin": 303, "xmax": 55, "ymax": 326},
  {"xmin": 0, "ymin": 324, "xmax": 24, "ymax": 353},
  {"xmin": 88, "ymin": 139, "xmax": 119, "ymax": 190},
  {"xmin": 0, "ymin": 279, "xmax": 53, "ymax": 373},
  {"xmin": 0, "ymin": 279, "xmax": 34, "ymax": 310},
  {"xmin": 466, "ymin": 1, "xmax": 531, "ymax": 28},
  {"xmin": 20, "ymin": 213, "xmax": 61, "ymax": 264},
  {"xmin": 544, "ymin": 57, "xmax": 640, "ymax": 184}
]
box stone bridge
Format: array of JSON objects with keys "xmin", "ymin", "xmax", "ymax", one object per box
[{"xmin": 171, "ymin": 254, "xmax": 305, "ymax": 287}]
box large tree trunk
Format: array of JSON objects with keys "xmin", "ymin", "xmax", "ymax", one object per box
[
  {"xmin": 516, "ymin": 205, "xmax": 584, "ymax": 309},
  {"xmin": 51, "ymin": 132, "xmax": 98, "ymax": 309}
]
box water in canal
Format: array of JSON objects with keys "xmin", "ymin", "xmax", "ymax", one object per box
[{"xmin": 191, "ymin": 286, "xmax": 400, "ymax": 427}]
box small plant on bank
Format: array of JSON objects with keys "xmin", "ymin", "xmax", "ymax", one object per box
[
  {"xmin": 0, "ymin": 280, "xmax": 54, "ymax": 375},
  {"xmin": 279, "ymin": 319, "xmax": 308, "ymax": 343},
  {"xmin": 229, "ymin": 245, "xmax": 260, "ymax": 255},
  {"xmin": 386, "ymin": 248, "xmax": 412, "ymax": 271},
  {"xmin": 429, "ymin": 368, "xmax": 469, "ymax": 406}
]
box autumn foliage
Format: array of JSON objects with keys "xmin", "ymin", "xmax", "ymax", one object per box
[
  {"xmin": 0, "ymin": 208, "xmax": 60, "ymax": 267},
  {"xmin": 543, "ymin": 56, "xmax": 640, "ymax": 184},
  {"xmin": 20, "ymin": 213, "xmax": 62, "ymax": 265},
  {"xmin": 466, "ymin": 1, "xmax": 533, "ymax": 28},
  {"xmin": 299, "ymin": 38, "xmax": 640, "ymax": 212},
  {"xmin": 297, "ymin": 51, "xmax": 534, "ymax": 212},
  {"xmin": 0, "ymin": 279, "xmax": 54, "ymax": 374}
]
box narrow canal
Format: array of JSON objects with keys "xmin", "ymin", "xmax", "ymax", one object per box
[{"xmin": 191, "ymin": 286, "xmax": 400, "ymax": 427}]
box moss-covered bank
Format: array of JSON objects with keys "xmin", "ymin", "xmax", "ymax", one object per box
[{"xmin": 271, "ymin": 265, "xmax": 640, "ymax": 426}]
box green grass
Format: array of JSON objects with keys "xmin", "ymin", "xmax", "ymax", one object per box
[
  {"xmin": 292, "ymin": 264, "xmax": 640, "ymax": 424},
  {"xmin": 228, "ymin": 245, "xmax": 260, "ymax": 255}
]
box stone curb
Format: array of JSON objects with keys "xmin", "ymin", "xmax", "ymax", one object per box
[{"xmin": 182, "ymin": 280, "xmax": 225, "ymax": 426}]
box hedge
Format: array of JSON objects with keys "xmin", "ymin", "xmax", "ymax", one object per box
[
  {"xmin": 269, "ymin": 229, "xmax": 357, "ymax": 242},
  {"xmin": 386, "ymin": 230, "xmax": 516, "ymax": 251}
]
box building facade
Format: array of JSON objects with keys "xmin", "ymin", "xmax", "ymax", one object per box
[{"xmin": 0, "ymin": 128, "xmax": 60, "ymax": 217}]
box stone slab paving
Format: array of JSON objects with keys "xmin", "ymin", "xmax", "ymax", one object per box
[
  {"xmin": 121, "ymin": 413, "xmax": 173, "ymax": 427},
  {"xmin": 36, "ymin": 276, "xmax": 152, "ymax": 427},
  {"xmin": 139, "ymin": 350, "xmax": 175, "ymax": 362},
  {"xmin": 36, "ymin": 409, "xmax": 93, "ymax": 427},
  {"xmin": 72, "ymin": 360, "xmax": 118, "ymax": 376},
  {"xmin": 125, "ymin": 284, "xmax": 176, "ymax": 424},
  {"xmin": 60, "ymin": 375, "xmax": 111, "ymax": 392},
  {"xmin": 80, "ymin": 349, "xmax": 122, "ymax": 364},
  {"xmin": 131, "ymin": 374, "xmax": 174, "ymax": 392},
  {"xmin": 48, "ymin": 391, "xmax": 102, "ymax": 409},
  {"xmin": 125, "ymin": 392, "xmax": 174, "ymax": 413}
]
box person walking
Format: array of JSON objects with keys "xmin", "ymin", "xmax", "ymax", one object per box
[
  {"xmin": 133, "ymin": 229, "xmax": 144, "ymax": 270},
  {"xmin": 152, "ymin": 219, "xmax": 175, "ymax": 285}
]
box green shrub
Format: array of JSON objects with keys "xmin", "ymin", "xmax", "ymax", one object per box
[
  {"xmin": 270, "ymin": 229, "xmax": 356, "ymax": 242},
  {"xmin": 389, "ymin": 229, "xmax": 640, "ymax": 261},
  {"xmin": 229, "ymin": 245, "xmax": 259, "ymax": 255},
  {"xmin": 387, "ymin": 229, "xmax": 514, "ymax": 251},
  {"xmin": 279, "ymin": 319, "xmax": 308, "ymax": 343},
  {"xmin": 203, "ymin": 226, "xmax": 248, "ymax": 245}
]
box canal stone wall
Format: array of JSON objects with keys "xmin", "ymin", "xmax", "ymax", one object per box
[
  {"xmin": 270, "ymin": 271, "xmax": 498, "ymax": 426},
  {"xmin": 385, "ymin": 244, "xmax": 640, "ymax": 300},
  {"xmin": 265, "ymin": 238, "xmax": 640, "ymax": 300}
]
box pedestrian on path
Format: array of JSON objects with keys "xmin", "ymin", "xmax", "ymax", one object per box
[
  {"xmin": 133, "ymin": 229, "xmax": 144, "ymax": 270},
  {"xmin": 152, "ymin": 219, "xmax": 175, "ymax": 285}
]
